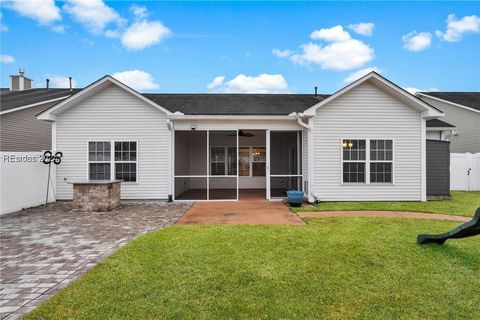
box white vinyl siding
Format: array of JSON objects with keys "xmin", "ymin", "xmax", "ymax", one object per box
[
  {"xmin": 55, "ymin": 84, "xmax": 170, "ymax": 199},
  {"xmin": 419, "ymin": 96, "xmax": 480, "ymax": 153},
  {"xmin": 311, "ymin": 81, "xmax": 422, "ymax": 201},
  {"xmin": 0, "ymin": 102, "xmax": 54, "ymax": 151}
]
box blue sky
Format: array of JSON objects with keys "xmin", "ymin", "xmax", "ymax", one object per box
[{"xmin": 1, "ymin": 1, "xmax": 479, "ymax": 94}]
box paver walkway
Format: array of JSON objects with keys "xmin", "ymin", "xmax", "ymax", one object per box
[
  {"xmin": 0, "ymin": 201, "xmax": 190, "ymax": 320},
  {"xmin": 178, "ymin": 200, "xmax": 304, "ymax": 225},
  {"xmin": 298, "ymin": 211, "xmax": 470, "ymax": 221}
]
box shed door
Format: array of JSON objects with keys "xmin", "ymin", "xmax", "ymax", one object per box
[{"xmin": 426, "ymin": 139, "xmax": 450, "ymax": 196}]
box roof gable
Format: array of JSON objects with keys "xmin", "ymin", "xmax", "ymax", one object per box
[
  {"xmin": 416, "ymin": 92, "xmax": 480, "ymax": 114},
  {"xmin": 37, "ymin": 76, "xmax": 171, "ymax": 121},
  {"xmin": 303, "ymin": 72, "xmax": 444, "ymax": 119}
]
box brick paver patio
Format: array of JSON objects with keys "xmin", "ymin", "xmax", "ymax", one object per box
[{"xmin": 0, "ymin": 201, "xmax": 190, "ymax": 320}]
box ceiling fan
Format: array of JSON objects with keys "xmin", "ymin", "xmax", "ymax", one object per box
[{"xmin": 227, "ymin": 130, "xmax": 255, "ymax": 137}]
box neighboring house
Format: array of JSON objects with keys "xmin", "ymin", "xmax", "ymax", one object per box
[
  {"xmin": 37, "ymin": 72, "xmax": 447, "ymax": 202},
  {"xmin": 416, "ymin": 92, "xmax": 480, "ymax": 153},
  {"xmin": 0, "ymin": 70, "xmax": 80, "ymax": 152}
]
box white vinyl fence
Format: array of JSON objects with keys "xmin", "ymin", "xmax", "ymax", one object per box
[
  {"xmin": 1, "ymin": 152, "xmax": 55, "ymax": 215},
  {"xmin": 450, "ymin": 153, "xmax": 480, "ymax": 191}
]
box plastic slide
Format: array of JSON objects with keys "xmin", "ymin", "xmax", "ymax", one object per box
[{"xmin": 417, "ymin": 207, "xmax": 480, "ymax": 245}]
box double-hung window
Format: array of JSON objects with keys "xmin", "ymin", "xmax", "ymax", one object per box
[
  {"xmin": 341, "ymin": 139, "xmax": 393, "ymax": 184},
  {"xmin": 88, "ymin": 141, "xmax": 137, "ymax": 182},
  {"xmin": 370, "ymin": 140, "xmax": 393, "ymax": 183},
  {"xmin": 238, "ymin": 147, "xmax": 266, "ymax": 177},
  {"xmin": 210, "ymin": 146, "xmax": 237, "ymax": 176},
  {"xmin": 88, "ymin": 142, "xmax": 111, "ymax": 180},
  {"xmin": 342, "ymin": 139, "xmax": 366, "ymax": 183},
  {"xmin": 115, "ymin": 142, "xmax": 137, "ymax": 182}
]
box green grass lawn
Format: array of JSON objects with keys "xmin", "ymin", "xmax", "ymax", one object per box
[
  {"xmin": 26, "ymin": 218, "xmax": 480, "ymax": 319},
  {"xmin": 294, "ymin": 191, "xmax": 480, "ymax": 216}
]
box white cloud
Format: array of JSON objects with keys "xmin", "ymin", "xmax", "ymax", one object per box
[
  {"xmin": 6, "ymin": 0, "xmax": 61, "ymax": 25},
  {"xmin": 403, "ymin": 87, "xmax": 440, "ymax": 94},
  {"xmin": 274, "ymin": 25, "xmax": 374, "ymax": 71},
  {"xmin": 272, "ymin": 48, "xmax": 293, "ymax": 58},
  {"xmin": 207, "ymin": 76, "xmax": 225, "ymax": 90},
  {"xmin": 121, "ymin": 20, "xmax": 171, "ymax": 50},
  {"xmin": 310, "ymin": 25, "xmax": 351, "ymax": 42},
  {"xmin": 402, "ymin": 31, "xmax": 432, "ymax": 52},
  {"xmin": 51, "ymin": 25, "xmax": 65, "ymax": 33},
  {"xmin": 348, "ymin": 22, "xmax": 375, "ymax": 36},
  {"xmin": 130, "ymin": 5, "xmax": 148, "ymax": 19},
  {"xmin": 112, "ymin": 70, "xmax": 159, "ymax": 91},
  {"xmin": 436, "ymin": 14, "xmax": 480, "ymax": 42},
  {"xmin": 63, "ymin": 0, "xmax": 125, "ymax": 34},
  {"xmin": 48, "ymin": 75, "xmax": 77, "ymax": 88},
  {"xmin": 208, "ymin": 74, "xmax": 290, "ymax": 93},
  {"xmin": 290, "ymin": 40, "xmax": 374, "ymax": 70},
  {"xmin": 344, "ymin": 67, "xmax": 380, "ymax": 83},
  {"xmin": 104, "ymin": 29, "xmax": 121, "ymax": 38},
  {"xmin": 0, "ymin": 54, "xmax": 15, "ymax": 64}
]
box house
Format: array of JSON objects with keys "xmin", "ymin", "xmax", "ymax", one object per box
[
  {"xmin": 416, "ymin": 92, "xmax": 480, "ymax": 153},
  {"xmin": 37, "ymin": 71, "xmax": 448, "ymax": 203},
  {"xmin": 0, "ymin": 69, "xmax": 80, "ymax": 152}
]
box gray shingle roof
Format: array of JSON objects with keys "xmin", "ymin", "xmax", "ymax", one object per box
[
  {"xmin": 420, "ymin": 92, "xmax": 480, "ymax": 111},
  {"xmin": 143, "ymin": 94, "xmax": 327, "ymax": 115},
  {"xmin": 426, "ymin": 119, "xmax": 455, "ymax": 128},
  {"xmin": 1, "ymin": 88, "xmax": 81, "ymax": 112}
]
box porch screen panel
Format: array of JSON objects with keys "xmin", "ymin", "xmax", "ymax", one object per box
[
  {"xmin": 174, "ymin": 177, "xmax": 207, "ymax": 200},
  {"xmin": 270, "ymin": 131, "xmax": 302, "ymax": 198},
  {"xmin": 174, "ymin": 131, "xmax": 207, "ymax": 200},
  {"xmin": 209, "ymin": 177, "xmax": 237, "ymax": 200},
  {"xmin": 208, "ymin": 130, "xmax": 237, "ymax": 200},
  {"xmin": 270, "ymin": 177, "xmax": 302, "ymax": 198}
]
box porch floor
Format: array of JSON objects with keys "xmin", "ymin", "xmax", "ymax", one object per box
[{"xmin": 177, "ymin": 197, "xmax": 304, "ymax": 225}]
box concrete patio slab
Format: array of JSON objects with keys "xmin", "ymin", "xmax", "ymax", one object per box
[
  {"xmin": 177, "ymin": 201, "xmax": 304, "ymax": 225},
  {"xmin": 298, "ymin": 211, "xmax": 470, "ymax": 221},
  {"xmin": 0, "ymin": 201, "xmax": 190, "ymax": 320}
]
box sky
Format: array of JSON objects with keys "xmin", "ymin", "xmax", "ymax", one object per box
[{"xmin": 1, "ymin": 1, "xmax": 479, "ymax": 94}]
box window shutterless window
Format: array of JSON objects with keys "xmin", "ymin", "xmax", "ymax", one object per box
[
  {"xmin": 370, "ymin": 140, "xmax": 393, "ymax": 183},
  {"xmin": 342, "ymin": 139, "xmax": 366, "ymax": 183},
  {"xmin": 88, "ymin": 141, "xmax": 137, "ymax": 182},
  {"xmin": 341, "ymin": 138, "xmax": 394, "ymax": 184},
  {"xmin": 251, "ymin": 147, "xmax": 266, "ymax": 177},
  {"xmin": 237, "ymin": 146, "xmax": 266, "ymax": 177},
  {"xmin": 209, "ymin": 146, "xmax": 237, "ymax": 176},
  {"xmin": 114, "ymin": 142, "xmax": 137, "ymax": 182},
  {"xmin": 88, "ymin": 141, "xmax": 111, "ymax": 180}
]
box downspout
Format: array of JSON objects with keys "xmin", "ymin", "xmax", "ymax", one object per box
[
  {"xmin": 166, "ymin": 119, "xmax": 174, "ymax": 202},
  {"xmin": 290, "ymin": 112, "xmax": 315, "ymax": 203}
]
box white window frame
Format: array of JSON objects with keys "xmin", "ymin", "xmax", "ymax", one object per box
[
  {"xmin": 237, "ymin": 146, "xmax": 266, "ymax": 177},
  {"xmin": 369, "ymin": 139, "xmax": 394, "ymax": 184},
  {"xmin": 114, "ymin": 141, "xmax": 138, "ymax": 183},
  {"xmin": 87, "ymin": 140, "xmax": 138, "ymax": 184},
  {"xmin": 340, "ymin": 138, "xmax": 395, "ymax": 185},
  {"xmin": 209, "ymin": 146, "xmax": 237, "ymax": 176},
  {"xmin": 87, "ymin": 141, "xmax": 112, "ymax": 181}
]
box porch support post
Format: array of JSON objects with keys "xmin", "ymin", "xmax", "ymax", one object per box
[{"xmin": 266, "ymin": 129, "xmax": 271, "ymax": 200}]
